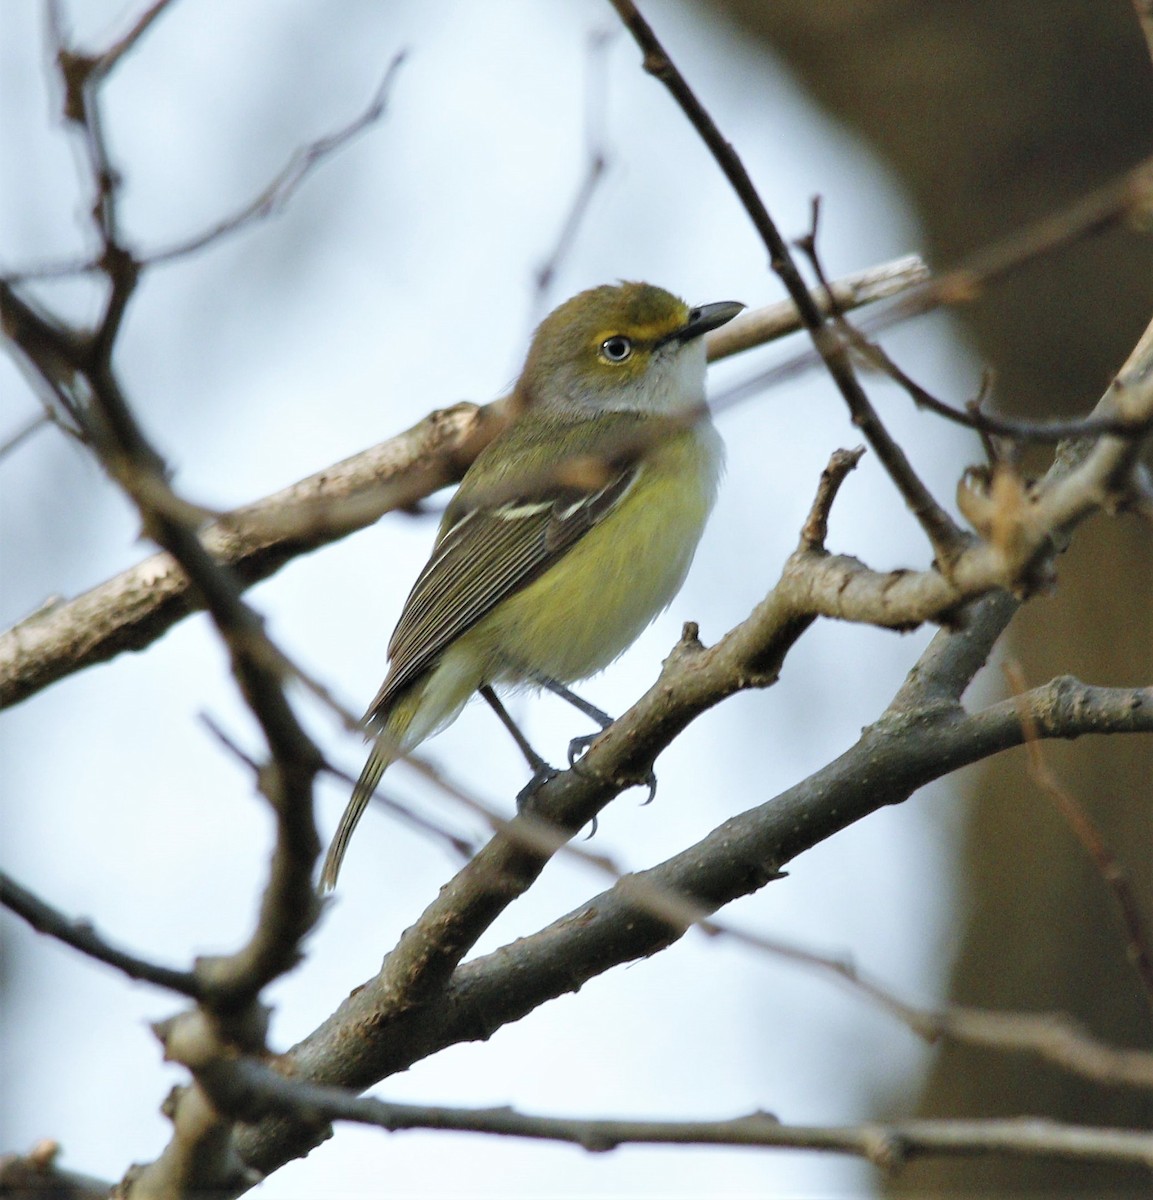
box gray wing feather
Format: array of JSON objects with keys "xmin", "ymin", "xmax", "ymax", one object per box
[{"xmin": 366, "ymin": 465, "xmax": 637, "ymax": 722}]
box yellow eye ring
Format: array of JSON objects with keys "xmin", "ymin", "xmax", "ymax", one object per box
[{"xmin": 600, "ymin": 335, "xmax": 633, "ymax": 363}]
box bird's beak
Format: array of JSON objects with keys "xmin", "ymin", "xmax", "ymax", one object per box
[{"xmin": 666, "ymin": 300, "xmax": 745, "ymax": 345}]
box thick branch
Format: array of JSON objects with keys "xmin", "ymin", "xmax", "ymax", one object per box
[
  {"xmin": 196, "ymin": 1055, "xmax": 1153, "ymax": 1170},
  {"xmin": 236, "ymin": 655, "xmax": 1152, "ymax": 1172},
  {"xmin": 0, "ymin": 257, "xmax": 927, "ymax": 712},
  {"xmin": 233, "ymin": 320, "xmax": 1153, "ymax": 1171},
  {"xmin": 0, "ymin": 399, "xmax": 501, "ymax": 709}
]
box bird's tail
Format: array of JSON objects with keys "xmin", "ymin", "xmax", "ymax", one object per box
[
  {"xmin": 319, "ymin": 740, "xmax": 395, "ymax": 891},
  {"xmin": 320, "ymin": 657, "xmax": 478, "ymax": 891}
]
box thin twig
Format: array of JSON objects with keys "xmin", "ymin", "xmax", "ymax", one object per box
[
  {"xmin": 796, "ymin": 223, "xmax": 1153, "ymax": 447},
  {"xmin": 92, "ymin": 0, "xmax": 176, "ymax": 78},
  {"xmin": 799, "ymin": 446, "xmax": 865, "ymax": 549},
  {"xmin": 0, "ymin": 870, "xmax": 202, "ymax": 997},
  {"xmin": 3, "ymin": 52, "xmax": 408, "ymax": 283},
  {"xmin": 608, "ymin": 0, "xmax": 966, "ymax": 568},
  {"xmin": 712, "ymin": 154, "xmax": 1153, "ymax": 444},
  {"xmin": 0, "ymin": 412, "xmax": 49, "ymax": 461},
  {"xmin": 706, "ymin": 254, "xmax": 930, "ymax": 363}
]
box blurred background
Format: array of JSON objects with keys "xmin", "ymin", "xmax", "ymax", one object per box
[{"xmin": 1, "ymin": 1, "xmax": 1150, "ymax": 1196}]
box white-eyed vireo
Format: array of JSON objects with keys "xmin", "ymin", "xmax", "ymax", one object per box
[{"xmin": 321, "ymin": 282, "xmax": 742, "ymax": 889}]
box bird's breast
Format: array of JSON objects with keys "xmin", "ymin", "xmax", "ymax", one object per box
[{"xmin": 470, "ymin": 420, "xmax": 723, "ymax": 684}]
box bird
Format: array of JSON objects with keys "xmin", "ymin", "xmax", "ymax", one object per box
[{"xmin": 320, "ymin": 281, "xmax": 742, "ymax": 889}]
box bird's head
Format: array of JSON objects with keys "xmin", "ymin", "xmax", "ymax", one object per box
[{"xmin": 516, "ymin": 282, "xmax": 742, "ymax": 418}]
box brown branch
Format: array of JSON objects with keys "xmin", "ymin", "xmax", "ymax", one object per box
[
  {"xmin": 532, "ymin": 29, "xmax": 613, "ymax": 310},
  {"xmin": 232, "ymin": 422, "xmax": 1153, "ymax": 1174},
  {"xmin": 707, "ymin": 254, "xmax": 930, "ymax": 363},
  {"xmin": 308, "ymin": 665, "xmax": 1153, "ymax": 1098},
  {"xmin": 0, "ymin": 1142, "xmax": 111, "ymax": 1200},
  {"xmin": 797, "ymin": 217, "xmax": 1153, "ymax": 447},
  {"xmin": 188, "ymin": 1054, "xmax": 1153, "ymax": 1170},
  {"xmin": 0, "ymin": 869, "xmax": 202, "ymax": 997},
  {"xmin": 146, "ymin": 53, "xmax": 408, "ymax": 269},
  {"xmin": 0, "ymin": 398, "xmax": 503, "ymax": 709},
  {"xmin": 712, "ymin": 155, "xmax": 1153, "ymax": 438},
  {"xmin": 94, "ymin": 0, "xmax": 176, "ymax": 77},
  {"xmin": 282, "ymin": 449, "xmax": 875, "ymax": 1060},
  {"xmin": 237, "ymin": 655, "xmax": 1153, "ymax": 1174},
  {"xmin": 1, "ymin": 30, "xmax": 348, "ymax": 1193},
  {"xmin": 0, "ymin": 256, "xmax": 926, "ymax": 713},
  {"xmin": 410, "ymin": 722, "xmax": 1153, "ymax": 1093},
  {"xmin": 6, "ymin": 272, "xmax": 326, "ymax": 1026},
  {"xmin": 0, "ymin": 411, "xmax": 50, "ymax": 460},
  {"xmin": 3, "ymin": 51, "xmax": 408, "ymax": 284}
]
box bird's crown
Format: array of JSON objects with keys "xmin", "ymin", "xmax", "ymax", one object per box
[
  {"xmin": 513, "ymin": 282, "xmax": 741, "ymax": 417},
  {"xmin": 522, "ymin": 281, "xmax": 691, "ymax": 390}
]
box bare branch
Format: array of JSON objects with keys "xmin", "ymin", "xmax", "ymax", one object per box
[
  {"xmin": 0, "ymin": 1142, "xmax": 111, "ymax": 1200},
  {"xmin": 608, "ymin": 0, "xmax": 967, "ymax": 567},
  {"xmin": 234, "ymin": 553, "xmax": 1153, "ymax": 1176},
  {"xmin": 3, "ymin": 52, "xmax": 408, "ymax": 283},
  {"xmin": 0, "ymin": 26, "xmax": 355, "ymax": 1187},
  {"xmin": 1, "ymin": 255, "xmax": 927, "ymax": 713},
  {"xmin": 92, "ymin": 0, "xmax": 176, "ymax": 79},
  {"xmin": 147, "ymin": 52, "xmax": 408, "ymax": 268},
  {"xmin": 0, "ymin": 411, "xmax": 50, "ymax": 461},
  {"xmin": 713, "ymin": 154, "xmax": 1153, "ymax": 440},
  {"xmin": 707, "ymin": 254, "xmax": 930, "ymax": 363},
  {"xmin": 532, "ymin": 29, "xmax": 614, "ymax": 313},
  {"xmin": 5, "ymin": 4, "xmax": 1149, "ymax": 1193},
  {"xmin": 315, "ymin": 669, "xmax": 1153, "ymax": 1100},
  {"xmin": 194, "ymin": 1054, "xmax": 1153, "ymax": 1170},
  {"xmin": 0, "ymin": 869, "xmax": 202, "ymax": 997},
  {"xmin": 0, "ymin": 398, "xmax": 502, "ymax": 709}
]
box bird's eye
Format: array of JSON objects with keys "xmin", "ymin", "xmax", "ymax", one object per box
[{"xmin": 600, "ymin": 335, "xmax": 633, "ymax": 363}]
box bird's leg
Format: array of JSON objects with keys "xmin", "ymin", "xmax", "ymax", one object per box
[
  {"xmin": 532, "ymin": 674, "xmax": 613, "ymax": 745},
  {"xmin": 479, "ymin": 685, "xmax": 558, "ymax": 804},
  {"xmin": 531, "ymin": 674, "xmax": 657, "ymax": 805}
]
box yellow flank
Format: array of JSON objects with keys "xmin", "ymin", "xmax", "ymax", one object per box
[{"xmin": 456, "ymin": 422, "xmax": 721, "ymax": 685}]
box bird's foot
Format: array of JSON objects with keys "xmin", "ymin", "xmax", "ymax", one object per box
[
  {"xmin": 516, "ymin": 761, "xmax": 560, "ymax": 808},
  {"xmin": 566, "ymin": 730, "xmax": 600, "ymax": 765},
  {"xmin": 567, "ymin": 732, "xmax": 657, "ymax": 804}
]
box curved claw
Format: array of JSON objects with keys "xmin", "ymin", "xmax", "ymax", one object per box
[
  {"xmin": 567, "ymin": 731, "xmax": 659, "ymax": 804},
  {"xmin": 567, "ymin": 731, "xmax": 600, "ymax": 766},
  {"xmin": 639, "ymin": 770, "xmax": 658, "ymax": 805}
]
